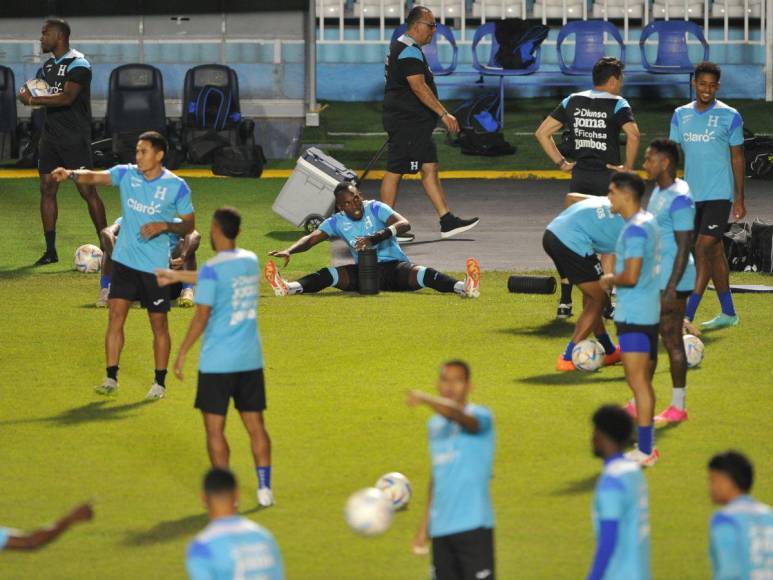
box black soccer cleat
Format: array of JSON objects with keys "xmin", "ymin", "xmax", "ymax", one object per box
[
  {"xmin": 557, "ymin": 303, "xmax": 573, "ymax": 319},
  {"xmin": 440, "ymin": 214, "xmax": 480, "ymax": 239},
  {"xmin": 34, "ymin": 251, "xmax": 59, "ymax": 266},
  {"xmin": 396, "ymin": 232, "xmax": 415, "ymax": 243}
]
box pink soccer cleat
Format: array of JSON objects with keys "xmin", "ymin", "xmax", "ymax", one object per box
[
  {"xmin": 654, "ymin": 405, "xmax": 688, "ymax": 424},
  {"xmin": 624, "ymin": 400, "xmax": 638, "ymax": 419},
  {"xmin": 264, "ymin": 260, "xmax": 289, "ymax": 296}
]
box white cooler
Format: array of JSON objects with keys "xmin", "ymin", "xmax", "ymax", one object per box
[{"xmin": 272, "ymin": 147, "xmax": 358, "ymax": 232}]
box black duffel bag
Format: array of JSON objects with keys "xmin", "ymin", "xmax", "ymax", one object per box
[
  {"xmin": 212, "ymin": 145, "xmax": 267, "ymax": 178},
  {"xmin": 723, "ymin": 222, "xmax": 751, "ymax": 272},
  {"xmin": 750, "ymin": 219, "xmax": 773, "ymax": 273}
]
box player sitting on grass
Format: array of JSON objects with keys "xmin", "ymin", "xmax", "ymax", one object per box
[
  {"xmin": 600, "ymin": 173, "xmax": 661, "ymax": 466},
  {"xmin": 187, "ymin": 468, "xmax": 284, "ymax": 579},
  {"xmin": 543, "ymin": 194, "xmax": 624, "ymax": 371},
  {"xmin": 707, "ymin": 451, "xmax": 773, "ymax": 579},
  {"xmin": 588, "ymin": 405, "xmax": 650, "ymax": 580},
  {"xmin": 97, "ymin": 216, "xmax": 200, "ymax": 308},
  {"xmin": 265, "ymin": 182, "xmax": 480, "ymax": 298},
  {"xmin": 643, "ymin": 140, "xmax": 696, "ymax": 425},
  {"xmin": 1, "ymin": 502, "xmax": 92, "ymax": 551}
]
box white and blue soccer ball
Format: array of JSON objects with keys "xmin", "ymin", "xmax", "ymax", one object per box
[
  {"xmin": 375, "ymin": 472, "xmax": 412, "ymax": 511},
  {"xmin": 683, "ymin": 334, "xmax": 705, "ymax": 368},
  {"xmin": 344, "ymin": 487, "xmax": 393, "ymax": 536},
  {"xmin": 572, "ymin": 339, "xmax": 606, "ymax": 372},
  {"xmin": 74, "ymin": 244, "xmax": 103, "ymax": 273},
  {"xmin": 24, "ymin": 78, "xmax": 50, "ymax": 97}
]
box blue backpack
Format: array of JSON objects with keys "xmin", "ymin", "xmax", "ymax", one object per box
[{"xmin": 188, "ymin": 84, "xmax": 241, "ymax": 131}]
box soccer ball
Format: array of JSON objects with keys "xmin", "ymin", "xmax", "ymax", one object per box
[
  {"xmin": 572, "ymin": 339, "xmax": 606, "ymax": 372},
  {"xmin": 344, "ymin": 488, "xmax": 394, "ymax": 536},
  {"xmin": 683, "ymin": 334, "xmax": 705, "ymax": 368},
  {"xmin": 74, "ymin": 244, "xmax": 103, "ymax": 273},
  {"xmin": 23, "ymin": 79, "xmax": 50, "ymax": 109},
  {"xmin": 375, "ymin": 472, "xmax": 412, "ymax": 511}
]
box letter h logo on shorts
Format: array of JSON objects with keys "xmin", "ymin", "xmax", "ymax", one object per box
[
  {"xmin": 153, "ymin": 186, "xmax": 167, "ymax": 201},
  {"xmin": 410, "ymin": 161, "xmax": 419, "ymax": 171}
]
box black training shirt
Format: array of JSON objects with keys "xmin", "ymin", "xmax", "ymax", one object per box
[
  {"xmin": 383, "ymin": 34, "xmax": 438, "ymax": 131},
  {"xmin": 39, "ymin": 49, "xmax": 92, "ymax": 144}
]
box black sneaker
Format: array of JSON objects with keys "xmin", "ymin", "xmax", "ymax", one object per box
[
  {"xmin": 34, "ymin": 251, "xmax": 59, "ymax": 266},
  {"xmin": 396, "ymin": 232, "xmax": 415, "ymax": 243},
  {"xmin": 557, "ymin": 303, "xmax": 573, "ymax": 319},
  {"xmin": 603, "ymin": 303, "xmax": 616, "ymax": 320},
  {"xmin": 439, "ymin": 214, "xmax": 480, "ymax": 239}
]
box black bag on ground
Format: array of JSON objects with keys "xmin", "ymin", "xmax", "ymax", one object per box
[
  {"xmin": 494, "ymin": 19, "xmax": 549, "ymax": 70},
  {"xmin": 452, "ymin": 93, "xmax": 516, "ymax": 157},
  {"xmin": 750, "ymin": 219, "xmax": 773, "ymax": 273},
  {"xmin": 188, "ymin": 131, "xmax": 231, "ymax": 164},
  {"xmin": 723, "ymin": 222, "xmax": 752, "ymax": 272},
  {"xmin": 743, "ymin": 129, "xmax": 773, "ymax": 180},
  {"xmin": 212, "ymin": 145, "xmax": 267, "ymax": 178}
]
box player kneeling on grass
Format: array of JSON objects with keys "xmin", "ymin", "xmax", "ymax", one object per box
[
  {"xmin": 265, "ymin": 182, "xmax": 480, "ymax": 298},
  {"xmin": 0, "ymin": 502, "xmax": 92, "ymax": 551},
  {"xmin": 187, "ymin": 468, "xmax": 284, "ymax": 580},
  {"xmin": 599, "ymin": 173, "xmax": 661, "ymax": 467},
  {"xmin": 408, "ymin": 361, "xmax": 495, "ymax": 580},
  {"xmin": 157, "ymin": 207, "xmax": 274, "ymax": 508},
  {"xmin": 707, "ymin": 451, "xmax": 773, "ymax": 579},
  {"xmin": 97, "ymin": 216, "xmax": 200, "ymax": 308}
]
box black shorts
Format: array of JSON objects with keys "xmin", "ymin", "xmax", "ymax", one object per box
[
  {"xmin": 569, "ymin": 166, "xmax": 613, "ymax": 196},
  {"xmin": 196, "ymin": 369, "xmax": 266, "ymax": 416},
  {"xmin": 169, "ymin": 282, "xmax": 183, "ymax": 301},
  {"xmin": 615, "ymin": 322, "xmax": 659, "ymax": 362},
  {"xmin": 38, "ymin": 137, "xmax": 93, "ymax": 175},
  {"xmin": 543, "ymin": 229, "xmax": 603, "ymax": 285},
  {"xmin": 694, "ymin": 200, "xmax": 732, "ymax": 238},
  {"xmin": 432, "ymin": 527, "xmax": 495, "ymax": 580},
  {"xmin": 109, "ymin": 261, "xmax": 171, "ymax": 312},
  {"xmin": 386, "ymin": 124, "xmax": 437, "ymax": 175},
  {"xmin": 338, "ymin": 260, "xmax": 418, "ymax": 292}
]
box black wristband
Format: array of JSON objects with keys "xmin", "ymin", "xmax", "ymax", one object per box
[{"xmin": 370, "ymin": 228, "xmax": 393, "ymax": 244}]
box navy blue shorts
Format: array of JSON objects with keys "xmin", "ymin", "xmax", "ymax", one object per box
[{"xmin": 616, "ymin": 322, "xmax": 659, "ymax": 361}]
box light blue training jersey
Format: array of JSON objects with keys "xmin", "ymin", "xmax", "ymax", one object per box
[
  {"xmin": 710, "ymin": 495, "xmax": 773, "ymax": 580},
  {"xmin": 0, "ymin": 527, "xmax": 8, "ymax": 550},
  {"xmin": 114, "ymin": 215, "xmax": 181, "ymax": 251},
  {"xmin": 108, "ymin": 164, "xmax": 194, "ymax": 274},
  {"xmin": 428, "ymin": 404, "xmax": 495, "ymax": 538},
  {"xmin": 195, "ymin": 249, "xmax": 263, "ymax": 374},
  {"xmin": 613, "ymin": 211, "xmax": 661, "ymax": 325},
  {"xmin": 593, "ymin": 455, "xmax": 651, "ymax": 580},
  {"xmin": 186, "ymin": 516, "xmax": 284, "ymax": 580},
  {"xmin": 646, "ymin": 178, "xmax": 696, "ymax": 292},
  {"xmin": 669, "ymin": 100, "xmax": 744, "ymax": 202},
  {"xmin": 547, "ymin": 197, "xmax": 625, "ymax": 256},
  {"xmin": 319, "ymin": 200, "xmax": 408, "ymax": 264}
]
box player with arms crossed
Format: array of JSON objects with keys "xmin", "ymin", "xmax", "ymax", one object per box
[
  {"xmin": 408, "ymin": 361, "xmax": 495, "ymax": 580},
  {"xmin": 17, "ymin": 18, "xmax": 107, "ymax": 266},
  {"xmin": 670, "ymin": 62, "xmax": 746, "ymax": 331},
  {"xmin": 265, "ymin": 182, "xmax": 480, "ymax": 298},
  {"xmin": 587, "ymin": 405, "xmax": 651, "ymax": 580},
  {"xmin": 187, "ymin": 468, "xmax": 283, "ymax": 580},
  {"xmin": 158, "ymin": 207, "xmax": 274, "ymax": 507},
  {"xmin": 707, "ymin": 451, "xmax": 773, "ymax": 579},
  {"xmin": 600, "ymin": 173, "xmax": 661, "ymax": 466},
  {"xmin": 51, "ymin": 131, "xmax": 195, "ymax": 400},
  {"xmin": 642, "ymin": 140, "xmax": 696, "ymax": 425},
  {"xmin": 0, "ymin": 502, "xmax": 92, "ymax": 551}
]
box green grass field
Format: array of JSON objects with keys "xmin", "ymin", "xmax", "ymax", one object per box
[{"xmin": 1, "ymin": 177, "xmax": 772, "ymax": 579}]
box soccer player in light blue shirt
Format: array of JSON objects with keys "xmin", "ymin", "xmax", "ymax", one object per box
[
  {"xmin": 708, "ymin": 451, "xmax": 773, "ymax": 579},
  {"xmin": 51, "ymin": 131, "xmax": 195, "ymax": 401},
  {"xmin": 545, "ymin": 195, "xmax": 625, "ymax": 371},
  {"xmin": 161, "ymin": 207, "xmax": 274, "ymax": 508},
  {"xmin": 0, "ymin": 502, "xmax": 93, "ymax": 551},
  {"xmin": 600, "ymin": 173, "xmax": 661, "ymax": 466},
  {"xmin": 408, "ymin": 360, "xmax": 495, "ymax": 580},
  {"xmin": 265, "ymin": 182, "xmax": 480, "ymax": 298},
  {"xmin": 187, "ymin": 468, "xmax": 283, "ymax": 580},
  {"xmin": 643, "ymin": 140, "xmax": 696, "ymax": 425},
  {"xmin": 588, "ymin": 405, "xmax": 651, "ymax": 580},
  {"xmin": 670, "ymin": 62, "xmax": 746, "ymax": 331}
]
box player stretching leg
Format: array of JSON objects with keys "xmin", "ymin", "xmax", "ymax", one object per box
[
  {"xmin": 408, "ymin": 361, "xmax": 496, "ymax": 580},
  {"xmin": 600, "ymin": 173, "xmax": 661, "ymax": 466},
  {"xmin": 707, "ymin": 451, "xmax": 773, "ymax": 578},
  {"xmin": 0, "ymin": 502, "xmax": 93, "ymax": 551},
  {"xmin": 51, "ymin": 132, "xmax": 195, "ymax": 399},
  {"xmin": 587, "ymin": 405, "xmax": 651, "ymax": 580},
  {"xmin": 17, "ymin": 19, "xmax": 107, "ymax": 265},
  {"xmin": 543, "ymin": 195, "xmax": 624, "ymax": 371},
  {"xmin": 265, "ymin": 182, "xmax": 480, "ymax": 298},
  {"xmin": 159, "ymin": 208, "xmax": 274, "ymax": 507},
  {"xmin": 670, "ymin": 62, "xmax": 746, "ymax": 331},
  {"xmin": 643, "ymin": 140, "xmax": 696, "ymax": 424}
]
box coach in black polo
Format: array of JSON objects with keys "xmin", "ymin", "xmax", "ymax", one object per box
[{"xmin": 381, "ymin": 6, "xmax": 479, "ymax": 242}]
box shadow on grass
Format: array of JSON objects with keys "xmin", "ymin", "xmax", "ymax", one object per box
[
  {"xmin": 551, "ymin": 474, "xmax": 598, "ymax": 496},
  {"xmin": 265, "ymin": 231, "xmax": 304, "ymax": 242},
  {"xmin": 403, "ymin": 237, "xmax": 476, "ymax": 247},
  {"xmin": 518, "ymin": 372, "xmax": 623, "ymax": 386},
  {"xmin": 497, "ymin": 319, "xmax": 573, "ymax": 339},
  {"xmin": 0, "ymin": 400, "xmax": 153, "ymax": 427}
]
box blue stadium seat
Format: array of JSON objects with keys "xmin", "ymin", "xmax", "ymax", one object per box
[
  {"xmin": 390, "ymin": 23, "xmax": 459, "ymax": 76},
  {"xmin": 556, "ymin": 20, "xmax": 626, "ymax": 76},
  {"xmin": 471, "ymin": 22, "xmax": 541, "ymax": 76},
  {"xmin": 639, "ymin": 21, "xmax": 710, "ymax": 74}
]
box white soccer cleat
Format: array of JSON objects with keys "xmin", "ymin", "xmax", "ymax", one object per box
[
  {"xmin": 264, "ymin": 260, "xmax": 289, "ymax": 296},
  {"xmin": 145, "ymin": 382, "xmax": 166, "ymax": 400},
  {"xmin": 463, "ymin": 257, "xmax": 481, "ymax": 299},
  {"xmin": 624, "ymin": 447, "xmax": 660, "ymax": 467},
  {"xmin": 96, "ymin": 287, "xmax": 109, "ymax": 308},
  {"xmin": 257, "ymin": 488, "xmax": 275, "ymax": 507},
  {"xmin": 178, "ymin": 287, "xmax": 194, "ymax": 308},
  {"xmin": 95, "ymin": 377, "xmax": 119, "ymax": 396}
]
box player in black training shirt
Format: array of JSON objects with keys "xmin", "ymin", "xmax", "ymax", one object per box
[
  {"xmin": 535, "ymin": 57, "xmax": 640, "ymax": 319},
  {"xmin": 17, "ymin": 19, "xmax": 107, "ymax": 266},
  {"xmin": 381, "ymin": 6, "xmax": 479, "ymax": 242}
]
